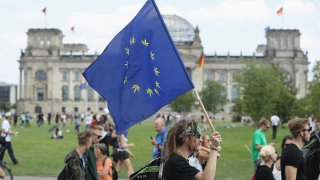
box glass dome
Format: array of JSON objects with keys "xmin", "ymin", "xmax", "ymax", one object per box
[{"xmin": 162, "ymin": 15, "xmax": 195, "ymax": 43}]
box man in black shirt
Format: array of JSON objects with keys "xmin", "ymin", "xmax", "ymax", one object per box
[
  {"xmin": 163, "ymin": 119, "xmax": 222, "ymax": 180},
  {"xmin": 281, "ymin": 118, "xmax": 311, "ymax": 180}
]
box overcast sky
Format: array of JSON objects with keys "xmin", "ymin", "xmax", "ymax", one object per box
[{"xmin": 0, "ymin": 0, "xmax": 319, "ymax": 84}]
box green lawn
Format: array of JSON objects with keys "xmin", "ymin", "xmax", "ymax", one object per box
[{"xmin": 4, "ymin": 119, "xmax": 290, "ymax": 179}]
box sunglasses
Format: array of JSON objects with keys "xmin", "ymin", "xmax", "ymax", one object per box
[
  {"xmin": 301, "ymin": 127, "xmax": 312, "ymax": 133},
  {"xmin": 92, "ymin": 134, "xmax": 102, "ymax": 139}
]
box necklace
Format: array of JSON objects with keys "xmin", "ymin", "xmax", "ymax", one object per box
[{"xmin": 175, "ymin": 151, "xmax": 187, "ymax": 160}]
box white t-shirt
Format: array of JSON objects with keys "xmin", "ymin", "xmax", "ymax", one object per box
[
  {"xmin": 1, "ymin": 119, "xmax": 11, "ymax": 141},
  {"xmin": 271, "ymin": 115, "xmax": 280, "ymax": 126},
  {"xmin": 85, "ymin": 115, "xmax": 92, "ymax": 125}
]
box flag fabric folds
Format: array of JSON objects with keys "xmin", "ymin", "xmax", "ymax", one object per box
[
  {"xmin": 197, "ymin": 52, "xmax": 204, "ymax": 68},
  {"xmin": 277, "ymin": 7, "xmax": 283, "ymax": 16},
  {"xmin": 83, "ymin": 0, "xmax": 194, "ymax": 134},
  {"xmin": 42, "ymin": 7, "xmax": 47, "ymax": 16}
]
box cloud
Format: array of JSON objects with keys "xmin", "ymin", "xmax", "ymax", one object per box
[
  {"xmin": 184, "ymin": 0, "xmax": 270, "ymax": 25},
  {"xmin": 63, "ymin": 4, "xmax": 142, "ymax": 52},
  {"xmin": 281, "ymin": 0, "xmax": 317, "ymax": 16},
  {"xmin": 159, "ymin": 4, "xmax": 181, "ymax": 15}
]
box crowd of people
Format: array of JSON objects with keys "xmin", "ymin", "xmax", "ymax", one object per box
[
  {"xmin": 1, "ymin": 109, "xmax": 320, "ymax": 180},
  {"xmin": 251, "ymin": 113, "xmax": 320, "ymax": 180}
]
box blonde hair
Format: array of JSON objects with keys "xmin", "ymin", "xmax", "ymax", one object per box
[{"xmin": 259, "ymin": 145, "xmax": 276, "ymax": 162}]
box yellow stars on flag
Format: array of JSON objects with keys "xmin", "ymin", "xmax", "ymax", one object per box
[
  {"xmin": 130, "ymin": 36, "xmax": 136, "ymax": 45},
  {"xmin": 154, "ymin": 88, "xmax": 160, "ymax": 96},
  {"xmin": 154, "ymin": 67, "xmax": 160, "ymax": 76},
  {"xmin": 141, "ymin": 38, "xmax": 149, "ymax": 46},
  {"xmin": 125, "ymin": 47, "xmax": 130, "ymax": 55},
  {"xmin": 124, "ymin": 60, "xmax": 128, "ymax": 69},
  {"xmin": 124, "ymin": 76, "xmax": 128, "ymax": 84},
  {"xmin": 155, "ymin": 81, "xmax": 160, "ymax": 89},
  {"xmin": 123, "ymin": 36, "xmax": 162, "ymax": 97},
  {"xmin": 132, "ymin": 84, "xmax": 141, "ymax": 93},
  {"xmin": 150, "ymin": 51, "xmax": 155, "ymax": 60},
  {"xmin": 146, "ymin": 88, "xmax": 153, "ymax": 97}
]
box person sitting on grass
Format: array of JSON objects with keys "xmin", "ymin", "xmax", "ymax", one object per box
[{"xmin": 51, "ymin": 127, "xmax": 63, "ymax": 140}]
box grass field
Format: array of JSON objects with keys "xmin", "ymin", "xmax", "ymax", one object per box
[{"xmin": 3, "ymin": 119, "xmax": 290, "ymax": 179}]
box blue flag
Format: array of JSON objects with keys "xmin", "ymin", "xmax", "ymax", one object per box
[{"xmin": 83, "ymin": 0, "xmax": 194, "ymax": 134}]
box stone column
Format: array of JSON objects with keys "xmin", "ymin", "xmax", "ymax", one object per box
[
  {"xmin": 19, "ymin": 68, "xmax": 23, "ymax": 99},
  {"xmin": 68, "ymin": 69, "xmax": 74, "ymax": 101}
]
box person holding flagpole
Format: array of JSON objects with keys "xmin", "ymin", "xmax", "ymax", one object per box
[{"xmin": 163, "ymin": 119, "xmax": 222, "ymax": 180}]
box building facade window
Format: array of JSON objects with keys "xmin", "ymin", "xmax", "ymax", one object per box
[
  {"xmin": 35, "ymin": 70, "xmax": 47, "ymax": 81},
  {"xmin": 37, "ymin": 87, "xmax": 45, "ymax": 101},
  {"xmin": 0, "ymin": 86, "xmax": 10, "ymax": 102},
  {"xmin": 35, "ymin": 106, "xmax": 42, "ymax": 113},
  {"xmin": 219, "ymin": 71, "xmax": 226, "ymax": 82},
  {"xmin": 231, "ymin": 86, "xmax": 238, "ymax": 103},
  {"xmin": 87, "ymin": 87, "xmax": 94, "ymax": 102},
  {"xmin": 74, "ymin": 71, "xmax": 81, "ymax": 81},
  {"xmin": 62, "ymin": 71, "xmax": 68, "ymax": 81},
  {"xmin": 74, "ymin": 85, "xmax": 81, "ymax": 101},
  {"xmin": 62, "ymin": 85, "xmax": 69, "ymax": 101},
  {"xmin": 204, "ymin": 70, "xmax": 214, "ymax": 81}
]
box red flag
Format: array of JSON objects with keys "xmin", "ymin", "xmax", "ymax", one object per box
[
  {"xmin": 42, "ymin": 7, "xmax": 47, "ymax": 16},
  {"xmin": 71, "ymin": 26, "xmax": 75, "ymax": 32},
  {"xmin": 197, "ymin": 52, "xmax": 204, "ymax": 68},
  {"xmin": 277, "ymin": 7, "xmax": 283, "ymax": 16}
]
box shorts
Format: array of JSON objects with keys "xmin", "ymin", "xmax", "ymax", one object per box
[{"xmin": 111, "ymin": 149, "xmax": 129, "ymax": 161}]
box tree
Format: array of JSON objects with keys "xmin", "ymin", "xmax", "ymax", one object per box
[
  {"xmin": 0, "ymin": 101, "xmax": 13, "ymax": 112},
  {"xmin": 170, "ymin": 91, "xmax": 195, "ymax": 113},
  {"xmin": 236, "ymin": 62, "xmax": 284, "ymax": 121},
  {"xmin": 306, "ymin": 61, "xmax": 320, "ymax": 118},
  {"xmin": 200, "ymin": 80, "xmax": 226, "ymax": 115}
]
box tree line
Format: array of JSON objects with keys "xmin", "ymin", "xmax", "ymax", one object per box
[{"xmin": 170, "ymin": 61, "xmax": 320, "ymax": 123}]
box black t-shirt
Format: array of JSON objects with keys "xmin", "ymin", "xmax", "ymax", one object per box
[
  {"xmin": 281, "ymin": 143, "xmax": 306, "ymax": 180},
  {"xmin": 255, "ymin": 165, "xmax": 275, "ymax": 180},
  {"xmin": 163, "ymin": 153, "xmax": 199, "ymax": 180}
]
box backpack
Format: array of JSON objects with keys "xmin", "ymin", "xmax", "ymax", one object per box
[
  {"xmin": 57, "ymin": 165, "xmax": 69, "ymax": 180},
  {"xmin": 103, "ymin": 156, "xmax": 118, "ymax": 180}
]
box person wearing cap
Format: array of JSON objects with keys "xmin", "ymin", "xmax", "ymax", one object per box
[
  {"xmin": 163, "ymin": 119, "xmax": 222, "ymax": 180},
  {"xmin": 0, "ymin": 112, "xmax": 19, "ymax": 165},
  {"xmin": 95, "ymin": 143, "xmax": 112, "ymax": 180}
]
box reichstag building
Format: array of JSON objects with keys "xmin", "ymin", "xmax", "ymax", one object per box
[{"xmin": 17, "ymin": 15, "xmax": 308, "ymax": 116}]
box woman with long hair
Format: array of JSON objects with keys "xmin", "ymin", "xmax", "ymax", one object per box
[{"xmin": 163, "ymin": 119, "xmax": 222, "ymax": 180}]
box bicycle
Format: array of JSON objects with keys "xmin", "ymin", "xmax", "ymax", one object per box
[{"xmin": 0, "ymin": 143, "xmax": 13, "ymax": 180}]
